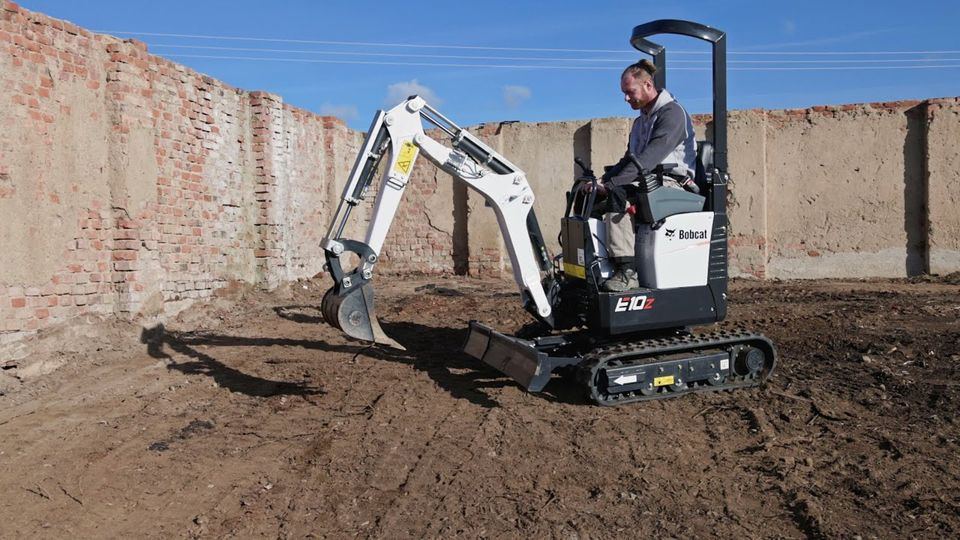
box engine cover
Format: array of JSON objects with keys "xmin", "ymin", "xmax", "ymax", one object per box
[{"xmin": 636, "ymin": 211, "xmax": 714, "ymax": 289}]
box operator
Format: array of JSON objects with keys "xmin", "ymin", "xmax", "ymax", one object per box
[{"xmin": 594, "ymin": 59, "xmax": 698, "ymax": 292}]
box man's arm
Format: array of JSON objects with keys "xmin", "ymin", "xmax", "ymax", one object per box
[{"xmin": 603, "ymin": 153, "xmax": 639, "ymax": 187}]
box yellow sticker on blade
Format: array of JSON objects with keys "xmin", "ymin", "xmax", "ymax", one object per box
[
  {"xmin": 393, "ymin": 141, "xmax": 418, "ymax": 175},
  {"xmin": 563, "ymin": 262, "xmax": 585, "ymax": 279},
  {"xmin": 654, "ymin": 375, "xmax": 675, "ymax": 387}
]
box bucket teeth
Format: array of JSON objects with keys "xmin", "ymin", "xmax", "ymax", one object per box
[{"xmin": 322, "ymin": 283, "xmax": 405, "ymax": 350}]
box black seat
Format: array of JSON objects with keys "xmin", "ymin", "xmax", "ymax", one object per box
[
  {"xmin": 694, "ymin": 140, "xmax": 714, "ymax": 195},
  {"xmin": 634, "ymin": 148, "xmax": 708, "ymax": 224}
]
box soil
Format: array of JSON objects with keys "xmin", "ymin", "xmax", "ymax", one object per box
[{"xmin": 1, "ymin": 275, "xmax": 959, "ymax": 539}]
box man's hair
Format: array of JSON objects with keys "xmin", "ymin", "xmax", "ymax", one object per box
[{"xmin": 622, "ymin": 59, "xmax": 657, "ymax": 81}]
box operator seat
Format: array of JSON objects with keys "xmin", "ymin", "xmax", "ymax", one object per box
[
  {"xmin": 694, "ymin": 140, "xmax": 714, "ymax": 194},
  {"xmin": 634, "ymin": 163, "xmax": 706, "ymax": 224}
]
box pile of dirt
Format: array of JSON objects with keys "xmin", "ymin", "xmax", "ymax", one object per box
[{"xmin": 0, "ymin": 276, "xmax": 957, "ymax": 538}]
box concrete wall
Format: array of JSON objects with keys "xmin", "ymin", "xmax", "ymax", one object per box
[
  {"xmin": 926, "ymin": 98, "xmax": 960, "ymax": 274},
  {"xmin": 447, "ymin": 102, "xmax": 959, "ymax": 281},
  {"xmin": 1, "ymin": 1, "xmax": 959, "ymax": 348}
]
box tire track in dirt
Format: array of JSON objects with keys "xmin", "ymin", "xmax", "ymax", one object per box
[{"xmin": 366, "ymin": 401, "xmax": 493, "ymax": 537}]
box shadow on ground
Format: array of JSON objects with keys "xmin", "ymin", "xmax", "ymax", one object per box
[
  {"xmin": 140, "ymin": 324, "xmax": 325, "ymax": 398},
  {"xmin": 140, "ymin": 307, "xmax": 588, "ymax": 408}
]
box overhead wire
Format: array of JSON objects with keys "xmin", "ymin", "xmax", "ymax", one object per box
[
  {"xmin": 100, "ymin": 30, "xmax": 960, "ymax": 56},
  {"xmin": 148, "ymin": 44, "xmax": 960, "ymax": 65},
  {"xmin": 160, "ymin": 54, "xmax": 960, "ymax": 71},
  {"xmin": 100, "ymin": 30, "xmax": 960, "ymax": 71}
]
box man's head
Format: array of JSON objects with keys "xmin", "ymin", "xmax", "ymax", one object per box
[{"xmin": 620, "ymin": 59, "xmax": 659, "ymax": 111}]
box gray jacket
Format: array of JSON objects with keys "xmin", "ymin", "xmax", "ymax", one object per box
[{"xmin": 605, "ymin": 89, "xmax": 697, "ymax": 186}]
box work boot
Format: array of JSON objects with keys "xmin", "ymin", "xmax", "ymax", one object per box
[{"xmin": 602, "ymin": 266, "xmax": 639, "ymax": 292}]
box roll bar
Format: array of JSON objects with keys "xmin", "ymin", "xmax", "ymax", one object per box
[{"xmin": 630, "ymin": 19, "xmax": 727, "ymax": 174}]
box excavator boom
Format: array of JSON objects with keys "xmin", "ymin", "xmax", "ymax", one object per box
[{"xmin": 320, "ymin": 97, "xmax": 555, "ymax": 349}]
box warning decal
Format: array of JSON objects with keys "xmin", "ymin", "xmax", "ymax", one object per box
[
  {"xmin": 653, "ymin": 375, "xmax": 675, "ymax": 387},
  {"xmin": 393, "ymin": 141, "xmax": 418, "ymax": 175}
]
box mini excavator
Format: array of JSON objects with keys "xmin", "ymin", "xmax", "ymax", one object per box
[{"xmin": 320, "ymin": 20, "xmax": 776, "ymax": 405}]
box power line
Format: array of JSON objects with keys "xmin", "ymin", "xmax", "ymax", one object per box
[
  {"xmin": 97, "ymin": 30, "xmax": 638, "ymax": 54},
  {"xmin": 149, "ymin": 44, "xmax": 644, "ymax": 63},
  {"xmin": 163, "ymin": 53, "xmax": 960, "ymax": 71},
  {"xmin": 99, "ymin": 30, "xmax": 960, "ymax": 56},
  {"xmin": 730, "ymin": 50, "xmax": 960, "ymax": 56},
  {"xmin": 149, "ymin": 44, "xmax": 960, "ymax": 65},
  {"xmin": 163, "ymin": 54, "xmax": 623, "ymax": 70}
]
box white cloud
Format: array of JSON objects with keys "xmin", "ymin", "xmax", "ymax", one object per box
[
  {"xmin": 319, "ymin": 103, "xmax": 358, "ymax": 120},
  {"xmin": 503, "ymin": 85, "xmax": 531, "ymax": 109},
  {"xmin": 385, "ymin": 79, "xmax": 441, "ymax": 107}
]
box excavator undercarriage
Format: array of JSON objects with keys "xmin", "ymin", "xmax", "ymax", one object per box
[{"xmin": 466, "ymin": 322, "xmax": 775, "ymax": 406}]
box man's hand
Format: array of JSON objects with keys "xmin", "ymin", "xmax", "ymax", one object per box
[{"xmin": 580, "ymin": 181, "xmax": 608, "ymax": 196}]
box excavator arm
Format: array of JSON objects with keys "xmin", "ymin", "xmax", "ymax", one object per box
[{"xmin": 320, "ymin": 96, "xmax": 555, "ymax": 348}]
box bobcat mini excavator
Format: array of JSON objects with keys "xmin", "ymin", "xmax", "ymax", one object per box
[{"xmin": 320, "ymin": 20, "xmax": 776, "ymax": 405}]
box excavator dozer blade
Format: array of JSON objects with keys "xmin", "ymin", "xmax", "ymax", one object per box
[
  {"xmin": 462, "ymin": 321, "xmax": 554, "ymax": 392},
  {"xmin": 321, "ymin": 283, "xmax": 405, "ymax": 350}
]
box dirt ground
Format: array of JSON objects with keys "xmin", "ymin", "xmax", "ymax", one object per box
[{"xmin": 1, "ymin": 275, "xmax": 958, "ymax": 539}]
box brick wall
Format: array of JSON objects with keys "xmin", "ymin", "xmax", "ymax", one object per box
[{"xmin": 0, "ymin": 2, "xmax": 349, "ymax": 349}]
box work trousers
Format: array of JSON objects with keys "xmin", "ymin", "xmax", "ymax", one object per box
[{"xmin": 603, "ymin": 177, "xmax": 687, "ymax": 265}]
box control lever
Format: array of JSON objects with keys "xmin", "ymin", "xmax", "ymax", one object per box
[{"xmin": 574, "ymin": 157, "xmax": 595, "ymax": 178}]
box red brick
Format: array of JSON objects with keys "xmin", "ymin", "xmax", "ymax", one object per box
[
  {"xmin": 111, "ymin": 250, "xmax": 138, "ymax": 261},
  {"xmin": 11, "ymin": 297, "xmax": 25, "ymax": 308}
]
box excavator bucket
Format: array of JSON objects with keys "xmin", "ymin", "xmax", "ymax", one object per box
[
  {"xmin": 462, "ymin": 321, "xmax": 557, "ymax": 392},
  {"xmin": 321, "ymin": 284, "xmax": 404, "ymax": 350}
]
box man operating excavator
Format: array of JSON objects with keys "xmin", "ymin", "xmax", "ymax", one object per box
[
  {"xmin": 595, "ymin": 59, "xmax": 699, "ymax": 292},
  {"xmin": 320, "ymin": 20, "xmax": 776, "ymax": 405}
]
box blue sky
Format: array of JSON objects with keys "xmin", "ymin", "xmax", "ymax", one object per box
[{"xmin": 18, "ymin": 0, "xmax": 960, "ymax": 130}]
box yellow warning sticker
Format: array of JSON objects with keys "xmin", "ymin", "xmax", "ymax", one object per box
[
  {"xmin": 563, "ymin": 262, "xmax": 586, "ymax": 279},
  {"xmin": 393, "ymin": 141, "xmax": 418, "ymax": 175},
  {"xmin": 653, "ymin": 375, "xmax": 675, "ymax": 387}
]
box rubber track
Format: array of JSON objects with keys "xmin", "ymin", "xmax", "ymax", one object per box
[{"xmin": 579, "ymin": 329, "xmax": 777, "ymax": 406}]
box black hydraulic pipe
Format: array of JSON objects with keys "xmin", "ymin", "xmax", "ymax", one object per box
[
  {"xmin": 454, "ymin": 136, "xmax": 514, "ymax": 175},
  {"xmin": 526, "ymin": 210, "xmax": 550, "ymax": 270},
  {"xmin": 350, "ymin": 126, "xmax": 390, "ymax": 203}
]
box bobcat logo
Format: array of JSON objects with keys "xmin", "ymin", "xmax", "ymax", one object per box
[{"xmin": 664, "ymin": 228, "xmax": 708, "ymax": 241}]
